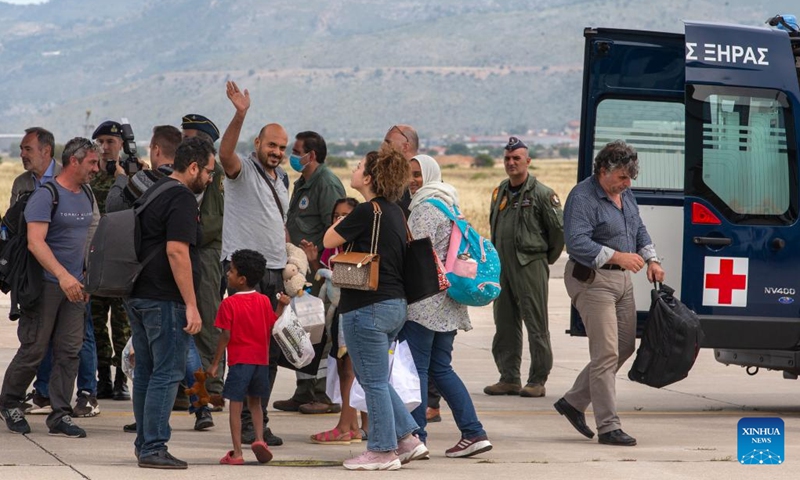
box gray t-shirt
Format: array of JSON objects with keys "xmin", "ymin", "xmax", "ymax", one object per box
[
  {"xmin": 25, "ymin": 181, "xmax": 93, "ymax": 283},
  {"xmin": 221, "ymin": 153, "xmax": 289, "ymax": 269}
]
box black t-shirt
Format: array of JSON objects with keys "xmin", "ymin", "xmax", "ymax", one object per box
[
  {"xmin": 334, "ymin": 197, "xmax": 406, "ymax": 313},
  {"xmin": 131, "ymin": 177, "xmax": 201, "ymax": 303}
]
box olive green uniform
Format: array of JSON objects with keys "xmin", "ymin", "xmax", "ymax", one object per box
[
  {"xmin": 195, "ymin": 162, "xmax": 225, "ymax": 395},
  {"xmin": 90, "ymin": 170, "xmax": 130, "ymax": 372},
  {"xmin": 489, "ymin": 174, "xmax": 564, "ymax": 386},
  {"xmin": 286, "ymin": 164, "xmax": 345, "ymax": 404}
]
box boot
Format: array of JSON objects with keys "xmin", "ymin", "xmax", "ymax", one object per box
[
  {"xmin": 97, "ymin": 365, "xmax": 113, "ymax": 399},
  {"xmin": 113, "ymin": 366, "xmax": 131, "ymax": 401}
]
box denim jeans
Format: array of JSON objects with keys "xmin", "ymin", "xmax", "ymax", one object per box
[
  {"xmin": 185, "ymin": 337, "xmax": 210, "ymax": 415},
  {"xmin": 35, "ymin": 303, "xmax": 97, "ymax": 397},
  {"xmin": 341, "ymin": 298, "xmax": 418, "ymax": 452},
  {"xmin": 127, "ymin": 298, "xmax": 189, "ymax": 456},
  {"xmin": 400, "ymin": 320, "xmax": 486, "ymax": 443}
]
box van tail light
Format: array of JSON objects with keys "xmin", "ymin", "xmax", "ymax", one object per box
[{"xmin": 692, "ymin": 202, "xmax": 722, "ymax": 225}]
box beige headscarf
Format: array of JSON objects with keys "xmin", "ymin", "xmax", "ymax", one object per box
[{"xmin": 408, "ymin": 154, "xmax": 459, "ymax": 211}]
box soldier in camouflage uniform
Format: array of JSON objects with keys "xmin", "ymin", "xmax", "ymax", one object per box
[{"xmin": 90, "ymin": 121, "xmax": 133, "ymax": 400}]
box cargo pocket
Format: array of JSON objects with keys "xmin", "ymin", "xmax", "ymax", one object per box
[{"xmin": 17, "ymin": 313, "xmax": 40, "ymax": 345}]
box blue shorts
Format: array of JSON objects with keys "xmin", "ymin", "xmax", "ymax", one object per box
[{"xmin": 222, "ymin": 364, "xmax": 271, "ymax": 402}]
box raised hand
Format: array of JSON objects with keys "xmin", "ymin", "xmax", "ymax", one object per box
[{"xmin": 226, "ymin": 81, "xmax": 250, "ymax": 113}]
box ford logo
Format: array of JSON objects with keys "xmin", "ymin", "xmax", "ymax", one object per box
[{"xmin": 778, "ymin": 296, "xmax": 794, "ymax": 305}]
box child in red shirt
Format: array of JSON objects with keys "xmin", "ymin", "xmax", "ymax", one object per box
[{"xmin": 209, "ymin": 249, "xmax": 289, "ymax": 465}]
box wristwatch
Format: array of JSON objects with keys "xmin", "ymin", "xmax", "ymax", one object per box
[{"xmin": 647, "ymin": 258, "xmax": 661, "ymax": 265}]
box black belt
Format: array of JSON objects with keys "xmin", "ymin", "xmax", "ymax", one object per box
[{"xmin": 599, "ymin": 264, "xmax": 625, "ymax": 271}]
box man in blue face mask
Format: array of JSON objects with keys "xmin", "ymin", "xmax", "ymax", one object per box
[{"xmin": 276, "ymin": 131, "xmax": 345, "ymax": 415}]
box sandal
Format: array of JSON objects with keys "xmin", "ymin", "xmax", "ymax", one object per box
[
  {"xmin": 309, "ymin": 427, "xmax": 352, "ymax": 445},
  {"xmin": 251, "ymin": 440, "xmax": 273, "ymax": 463},
  {"xmin": 360, "ymin": 428, "xmax": 368, "ymax": 441},
  {"xmin": 220, "ymin": 450, "xmax": 244, "ymax": 465},
  {"xmin": 349, "ymin": 430, "xmax": 363, "ymax": 443}
]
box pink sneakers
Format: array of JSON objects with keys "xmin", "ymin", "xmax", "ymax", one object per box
[
  {"xmin": 396, "ymin": 434, "xmax": 429, "ymax": 464},
  {"xmin": 445, "ymin": 435, "xmax": 493, "ymax": 458},
  {"xmin": 343, "ymin": 450, "xmax": 401, "ymax": 471}
]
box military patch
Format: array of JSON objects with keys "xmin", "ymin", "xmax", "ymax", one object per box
[
  {"xmin": 499, "ymin": 195, "xmax": 508, "ymax": 211},
  {"xmin": 299, "ymin": 196, "xmax": 310, "ymax": 210},
  {"xmin": 492, "ymin": 187, "xmax": 499, "ymax": 203},
  {"xmin": 520, "ymin": 197, "xmax": 532, "ymax": 208},
  {"xmin": 550, "ymin": 194, "xmax": 561, "ymax": 207}
]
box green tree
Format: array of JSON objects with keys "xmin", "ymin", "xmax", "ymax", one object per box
[
  {"xmin": 326, "ymin": 156, "xmax": 348, "ymax": 168},
  {"xmin": 445, "ymin": 143, "xmax": 469, "ymax": 155},
  {"xmin": 472, "ymin": 153, "xmax": 495, "ymax": 168}
]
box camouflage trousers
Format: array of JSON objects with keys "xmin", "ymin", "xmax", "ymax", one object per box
[{"xmin": 91, "ymin": 296, "xmax": 130, "ymax": 369}]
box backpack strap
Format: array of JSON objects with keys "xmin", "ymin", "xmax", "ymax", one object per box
[
  {"xmin": 425, "ymin": 198, "xmax": 459, "ymax": 221},
  {"xmin": 251, "ymin": 159, "xmax": 286, "ymax": 219},
  {"xmin": 41, "ymin": 182, "xmax": 60, "ymax": 220},
  {"xmin": 133, "ymin": 180, "xmax": 182, "ymax": 215}
]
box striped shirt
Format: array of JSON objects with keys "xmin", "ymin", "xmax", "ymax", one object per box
[{"xmin": 564, "ymin": 175, "xmax": 657, "ymax": 268}]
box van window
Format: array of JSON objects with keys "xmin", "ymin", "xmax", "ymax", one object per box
[
  {"xmin": 686, "ymin": 85, "xmax": 798, "ymax": 224},
  {"xmin": 594, "ymin": 99, "xmax": 684, "ymax": 190}
]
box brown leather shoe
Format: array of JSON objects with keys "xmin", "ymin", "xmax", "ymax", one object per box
[
  {"xmin": 520, "ymin": 383, "xmax": 546, "ymax": 398},
  {"xmin": 426, "ymin": 407, "xmax": 441, "ymax": 423},
  {"xmin": 298, "ymin": 402, "xmax": 342, "ymax": 414},
  {"xmin": 272, "ymin": 398, "xmax": 304, "ymax": 412},
  {"xmin": 483, "ymin": 382, "xmax": 521, "ymax": 396}
]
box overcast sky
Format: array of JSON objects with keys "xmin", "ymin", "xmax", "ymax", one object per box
[{"xmin": 0, "ymin": 0, "xmax": 48, "ymax": 4}]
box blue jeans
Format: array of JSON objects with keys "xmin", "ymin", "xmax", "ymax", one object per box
[
  {"xmin": 35, "ymin": 304, "xmax": 98, "ymax": 397},
  {"xmin": 127, "ymin": 298, "xmax": 189, "ymax": 456},
  {"xmin": 400, "ymin": 321, "xmax": 486, "ymax": 443},
  {"xmin": 185, "ymin": 337, "xmax": 210, "ymax": 415},
  {"xmin": 342, "ymin": 298, "xmax": 418, "ymax": 452}
]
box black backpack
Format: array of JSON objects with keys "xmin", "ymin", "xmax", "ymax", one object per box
[
  {"xmin": 85, "ymin": 180, "xmax": 180, "ymax": 297},
  {"xmin": 628, "ymin": 283, "xmax": 705, "ymax": 388}
]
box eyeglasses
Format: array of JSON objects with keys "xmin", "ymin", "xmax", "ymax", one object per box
[
  {"xmin": 203, "ymin": 166, "xmax": 216, "ymax": 178},
  {"xmin": 390, "ymin": 125, "xmax": 410, "ymax": 143},
  {"xmin": 63, "ymin": 138, "xmax": 96, "ymax": 160}
]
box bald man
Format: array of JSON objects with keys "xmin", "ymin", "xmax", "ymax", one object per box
[{"xmin": 218, "ymin": 81, "xmax": 290, "ymax": 447}]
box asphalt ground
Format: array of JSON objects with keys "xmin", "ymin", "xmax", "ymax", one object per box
[{"xmin": 1, "ymin": 254, "xmax": 798, "ymax": 479}]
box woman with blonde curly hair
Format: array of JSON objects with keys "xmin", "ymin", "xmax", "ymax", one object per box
[{"xmin": 324, "ymin": 148, "xmax": 427, "ymax": 470}]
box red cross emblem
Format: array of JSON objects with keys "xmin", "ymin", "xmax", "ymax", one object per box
[{"xmin": 703, "ymin": 257, "xmax": 748, "ymax": 307}]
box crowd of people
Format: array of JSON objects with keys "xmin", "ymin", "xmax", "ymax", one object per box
[{"xmin": 0, "ymin": 80, "xmax": 665, "ymax": 470}]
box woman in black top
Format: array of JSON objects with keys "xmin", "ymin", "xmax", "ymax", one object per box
[{"xmin": 324, "ymin": 148, "xmax": 427, "ymax": 470}]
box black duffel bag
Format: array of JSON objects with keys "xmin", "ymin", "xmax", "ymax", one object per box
[{"xmin": 628, "ymin": 283, "xmax": 705, "ymax": 388}]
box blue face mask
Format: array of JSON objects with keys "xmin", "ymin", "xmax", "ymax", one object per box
[{"xmin": 289, "ymin": 153, "xmax": 307, "ymax": 172}]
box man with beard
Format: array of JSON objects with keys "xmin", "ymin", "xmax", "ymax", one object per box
[
  {"xmin": 219, "ymin": 80, "xmax": 289, "ymax": 446},
  {"xmin": 127, "ymin": 137, "xmax": 215, "ymax": 469}
]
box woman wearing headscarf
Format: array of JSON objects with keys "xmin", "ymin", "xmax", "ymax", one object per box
[{"xmin": 401, "ymin": 154, "xmax": 493, "ymax": 458}]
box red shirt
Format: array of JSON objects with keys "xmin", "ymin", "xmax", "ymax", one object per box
[{"xmin": 214, "ymin": 291, "xmax": 276, "ymax": 366}]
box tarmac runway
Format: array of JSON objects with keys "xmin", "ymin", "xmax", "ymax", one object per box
[{"xmin": 1, "ymin": 254, "xmax": 798, "ymax": 479}]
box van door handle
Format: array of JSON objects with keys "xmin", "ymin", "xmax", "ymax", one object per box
[{"xmin": 693, "ymin": 236, "xmax": 732, "ymax": 246}]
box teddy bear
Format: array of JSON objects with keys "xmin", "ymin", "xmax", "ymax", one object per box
[
  {"xmin": 283, "ymin": 242, "xmax": 311, "ymax": 297},
  {"xmin": 184, "ymin": 369, "xmax": 224, "ymax": 409}
]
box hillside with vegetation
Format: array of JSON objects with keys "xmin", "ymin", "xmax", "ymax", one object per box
[{"xmin": 0, "ymin": 0, "xmax": 793, "ymax": 142}]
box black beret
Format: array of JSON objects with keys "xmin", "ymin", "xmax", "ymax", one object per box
[
  {"xmin": 92, "ymin": 120, "xmax": 122, "ymax": 139},
  {"xmin": 182, "ymin": 114, "xmax": 220, "ymax": 142},
  {"xmin": 504, "ymin": 136, "xmax": 528, "ymax": 151}
]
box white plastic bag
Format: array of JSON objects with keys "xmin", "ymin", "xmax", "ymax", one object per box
[
  {"xmin": 122, "ymin": 337, "xmax": 135, "ymax": 380},
  {"xmin": 349, "ymin": 340, "xmax": 421, "ymax": 412},
  {"xmin": 292, "ymin": 294, "xmax": 326, "ymax": 344},
  {"xmin": 272, "ymin": 305, "xmax": 315, "ymax": 369},
  {"xmin": 325, "ymin": 355, "xmax": 342, "ymax": 405}
]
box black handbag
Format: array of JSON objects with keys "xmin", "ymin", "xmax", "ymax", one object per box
[{"xmin": 404, "ymin": 223, "xmax": 450, "ymax": 305}]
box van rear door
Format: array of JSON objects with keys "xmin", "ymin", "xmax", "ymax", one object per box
[
  {"xmin": 681, "ymin": 22, "xmax": 800, "ymax": 350},
  {"xmin": 570, "ymin": 28, "xmax": 685, "ymax": 335}
]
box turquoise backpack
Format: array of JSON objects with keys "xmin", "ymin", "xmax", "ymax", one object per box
[{"xmin": 425, "ymin": 198, "xmax": 501, "ymax": 306}]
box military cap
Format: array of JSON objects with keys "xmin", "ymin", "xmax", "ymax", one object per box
[
  {"xmin": 182, "ymin": 114, "xmax": 220, "ymax": 142},
  {"xmin": 92, "ymin": 120, "xmax": 122, "ymax": 139},
  {"xmin": 504, "ymin": 136, "xmax": 528, "ymax": 151}
]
